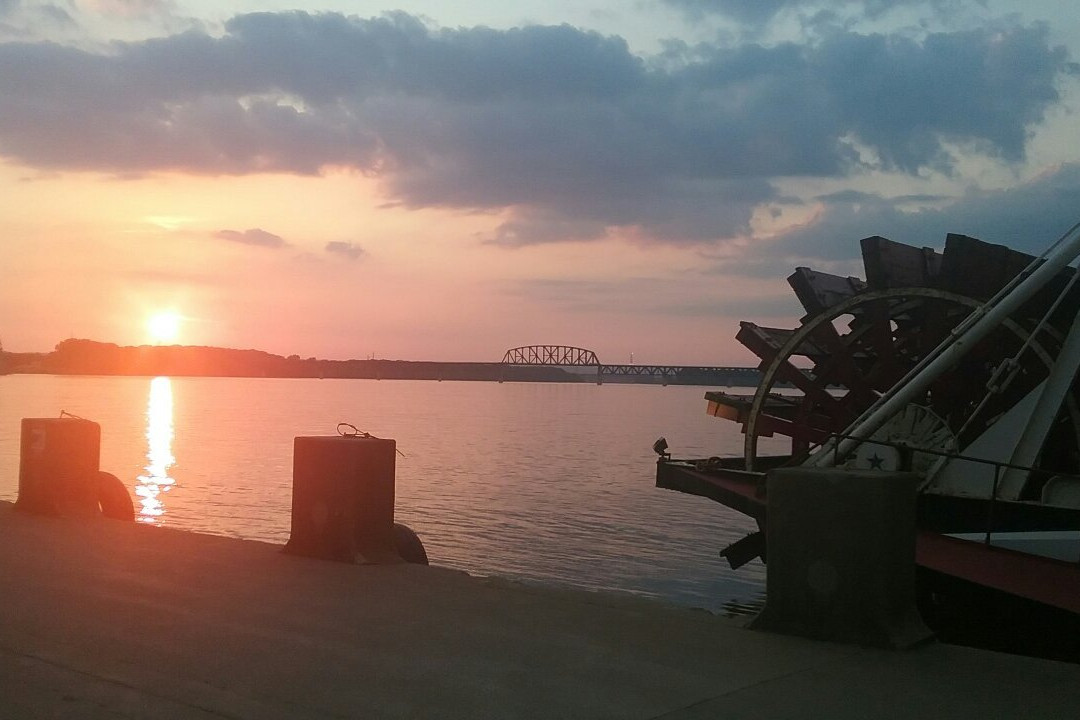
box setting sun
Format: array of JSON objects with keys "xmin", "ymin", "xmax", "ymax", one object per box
[{"xmin": 147, "ymin": 311, "xmax": 182, "ymax": 345}]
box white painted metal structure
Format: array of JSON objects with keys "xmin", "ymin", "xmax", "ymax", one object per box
[{"xmin": 807, "ymin": 221, "xmax": 1080, "ymax": 504}]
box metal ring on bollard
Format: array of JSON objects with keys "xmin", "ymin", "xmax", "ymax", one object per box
[
  {"xmin": 97, "ymin": 471, "xmax": 135, "ymax": 521},
  {"xmin": 393, "ymin": 523, "xmax": 429, "ymax": 565}
]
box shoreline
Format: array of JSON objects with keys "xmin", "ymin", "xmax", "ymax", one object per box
[{"xmin": 0, "ymin": 340, "xmax": 762, "ymax": 386}]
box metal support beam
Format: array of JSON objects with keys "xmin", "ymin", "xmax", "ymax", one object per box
[
  {"xmin": 1001, "ymin": 302, "xmax": 1080, "ymax": 493},
  {"xmin": 809, "ymin": 221, "xmax": 1080, "ymax": 467}
]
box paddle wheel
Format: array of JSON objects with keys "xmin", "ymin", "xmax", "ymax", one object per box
[
  {"xmin": 708, "ymin": 233, "xmax": 1080, "ymax": 504},
  {"xmin": 655, "ymin": 228, "xmax": 1080, "ymax": 660}
]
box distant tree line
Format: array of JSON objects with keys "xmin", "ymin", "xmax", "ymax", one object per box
[
  {"xmin": 0, "ymin": 339, "xmax": 581, "ymax": 382},
  {"xmin": 0, "ymin": 338, "xmax": 760, "ymax": 386}
]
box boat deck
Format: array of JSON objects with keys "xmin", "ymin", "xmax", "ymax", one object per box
[{"xmin": 656, "ymin": 460, "xmax": 1080, "ymax": 615}]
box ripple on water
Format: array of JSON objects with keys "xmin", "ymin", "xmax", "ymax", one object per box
[{"xmin": 0, "ymin": 376, "xmax": 766, "ymax": 611}]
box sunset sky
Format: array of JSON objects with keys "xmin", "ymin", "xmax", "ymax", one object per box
[{"xmin": 2, "ymin": 0, "xmax": 1080, "ymax": 364}]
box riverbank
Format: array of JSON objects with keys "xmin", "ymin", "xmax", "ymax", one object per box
[
  {"xmin": 0, "ymin": 340, "xmax": 761, "ymax": 386},
  {"xmin": 2, "ymin": 501, "xmax": 1078, "ymax": 718}
]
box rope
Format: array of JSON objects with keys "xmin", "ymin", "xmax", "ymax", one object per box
[
  {"xmin": 337, "ymin": 422, "xmax": 374, "ymax": 438},
  {"xmin": 336, "ymin": 423, "xmax": 406, "ymax": 457}
]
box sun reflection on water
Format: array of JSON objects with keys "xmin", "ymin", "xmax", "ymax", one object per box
[{"xmin": 136, "ymin": 376, "xmax": 175, "ymax": 524}]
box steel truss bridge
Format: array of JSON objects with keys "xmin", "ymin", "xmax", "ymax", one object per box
[{"xmin": 501, "ymin": 345, "xmax": 757, "ymax": 381}]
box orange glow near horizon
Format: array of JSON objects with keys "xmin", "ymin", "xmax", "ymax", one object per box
[
  {"xmin": 136, "ymin": 376, "xmax": 175, "ymax": 524},
  {"xmin": 0, "ymin": 159, "xmax": 764, "ymax": 365}
]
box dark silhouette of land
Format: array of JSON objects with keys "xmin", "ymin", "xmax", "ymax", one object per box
[{"xmin": 0, "ymin": 338, "xmax": 760, "ymax": 386}]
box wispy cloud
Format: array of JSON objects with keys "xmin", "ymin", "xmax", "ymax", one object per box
[
  {"xmin": 0, "ymin": 0, "xmax": 76, "ymax": 38},
  {"xmin": 325, "ymin": 240, "xmax": 364, "ymax": 259},
  {"xmin": 117, "ymin": 267, "xmax": 218, "ymax": 285},
  {"xmin": 76, "ymin": 0, "xmax": 172, "ymax": 18},
  {"xmin": 213, "ymin": 228, "xmax": 287, "ymax": 248},
  {"xmin": 505, "ymin": 275, "xmax": 801, "ymax": 318}
]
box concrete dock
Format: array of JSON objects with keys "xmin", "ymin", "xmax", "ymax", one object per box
[{"xmin": 1, "ymin": 500, "xmax": 1078, "ymax": 719}]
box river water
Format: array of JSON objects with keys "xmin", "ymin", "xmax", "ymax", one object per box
[{"xmin": 0, "ymin": 374, "xmax": 776, "ymax": 612}]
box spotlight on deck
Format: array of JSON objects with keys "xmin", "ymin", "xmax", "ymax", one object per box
[{"xmin": 652, "ymin": 436, "xmax": 670, "ymax": 460}]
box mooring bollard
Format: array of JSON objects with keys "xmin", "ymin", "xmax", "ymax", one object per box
[
  {"xmin": 17, "ymin": 417, "xmax": 102, "ymax": 518},
  {"xmin": 749, "ymin": 467, "xmax": 934, "ymax": 649},
  {"xmin": 284, "ymin": 434, "xmax": 424, "ymax": 564}
]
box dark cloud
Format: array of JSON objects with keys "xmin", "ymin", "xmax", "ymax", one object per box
[
  {"xmin": 815, "ymin": 28, "xmax": 1071, "ymax": 172},
  {"xmin": 0, "ymin": 11, "xmax": 1071, "ymax": 243},
  {"xmin": 213, "ymin": 228, "xmax": 287, "ymax": 248},
  {"xmin": 485, "ymin": 211, "xmax": 608, "ymax": 246},
  {"xmin": 662, "ymin": 0, "xmax": 981, "ymax": 25},
  {"xmin": 747, "ymin": 162, "xmax": 1080, "ymax": 272},
  {"xmin": 325, "ymin": 240, "xmax": 364, "ymax": 259},
  {"xmin": 816, "ymin": 190, "xmax": 948, "ymax": 205}
]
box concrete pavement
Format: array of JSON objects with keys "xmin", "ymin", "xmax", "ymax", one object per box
[{"xmin": 1, "ymin": 501, "xmax": 1077, "ymax": 719}]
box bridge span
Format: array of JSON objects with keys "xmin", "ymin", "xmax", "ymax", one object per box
[
  {"xmin": 502, "ymin": 345, "xmax": 599, "ymax": 366},
  {"xmin": 501, "ymin": 345, "xmax": 758, "ymax": 384}
]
